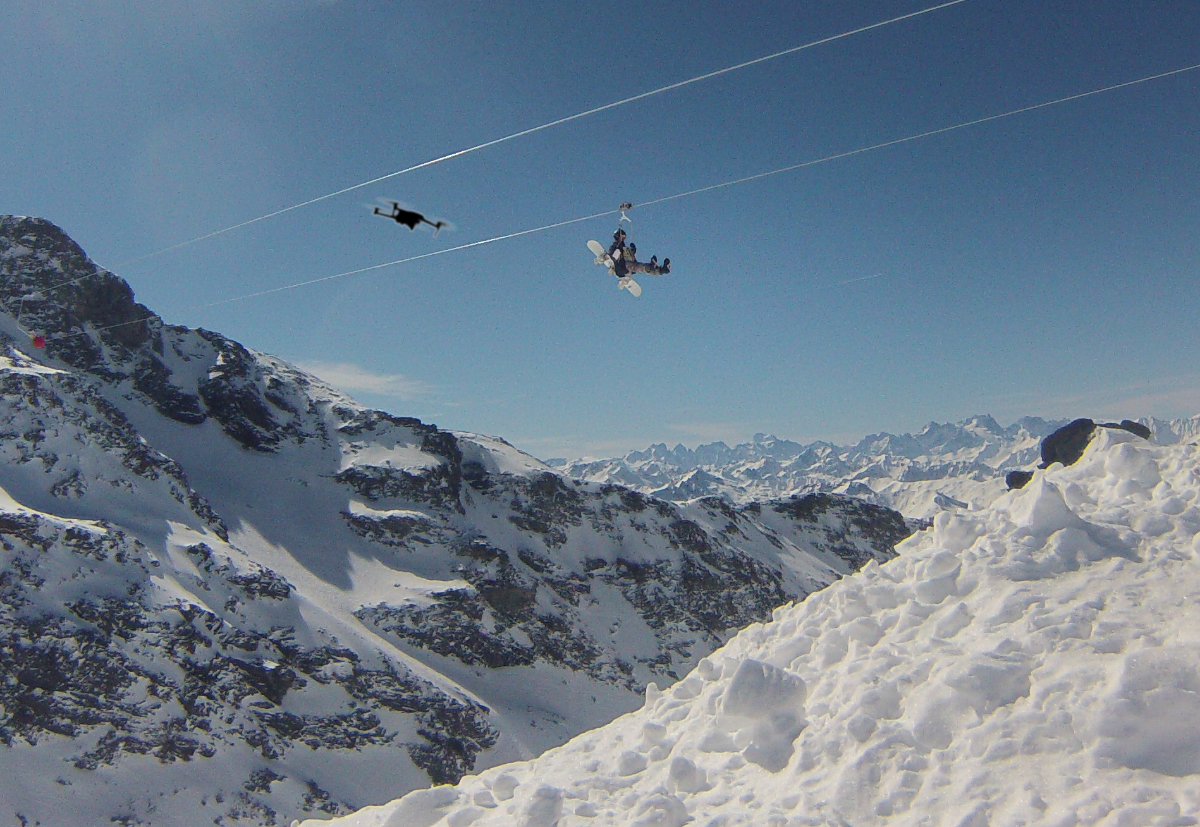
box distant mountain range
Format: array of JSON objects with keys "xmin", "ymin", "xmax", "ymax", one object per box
[
  {"xmin": 0, "ymin": 216, "xmax": 916, "ymax": 826},
  {"xmin": 552, "ymin": 414, "xmax": 1200, "ymax": 518}
]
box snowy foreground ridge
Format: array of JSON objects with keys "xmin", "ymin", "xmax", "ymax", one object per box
[{"xmin": 304, "ymin": 427, "xmax": 1200, "ymax": 827}]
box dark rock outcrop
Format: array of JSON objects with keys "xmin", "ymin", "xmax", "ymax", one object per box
[
  {"xmin": 1107, "ymin": 419, "xmax": 1151, "ymax": 440},
  {"xmin": 1006, "ymin": 470, "xmax": 1034, "ymax": 490},
  {"xmin": 1039, "ymin": 418, "xmax": 1153, "ymax": 469},
  {"xmin": 1038, "ymin": 419, "xmax": 1097, "ymax": 469}
]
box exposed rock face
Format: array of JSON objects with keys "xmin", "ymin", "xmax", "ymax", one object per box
[
  {"xmin": 0, "ymin": 216, "xmax": 917, "ymax": 826},
  {"xmin": 1006, "ymin": 470, "xmax": 1034, "ymax": 490},
  {"xmin": 351, "ymin": 480, "xmax": 911, "ymax": 689},
  {"xmin": 1114, "ymin": 419, "xmax": 1152, "ymax": 440},
  {"xmin": 0, "ymin": 352, "xmax": 227, "ymax": 539},
  {"xmin": 770, "ymin": 493, "xmax": 914, "ymax": 570},
  {"xmin": 0, "ymin": 216, "xmax": 343, "ymax": 452},
  {"xmin": 1038, "ymin": 418, "xmax": 1097, "ymax": 468}
]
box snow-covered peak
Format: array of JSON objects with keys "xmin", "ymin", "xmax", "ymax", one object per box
[
  {"xmin": 307, "ymin": 426, "xmax": 1200, "ymax": 827},
  {"xmin": 453, "ymin": 431, "xmax": 555, "ymax": 478}
]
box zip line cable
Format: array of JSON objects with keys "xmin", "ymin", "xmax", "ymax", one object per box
[
  {"xmin": 47, "ymin": 57, "xmax": 1200, "ymax": 340},
  {"xmin": 187, "ymin": 59, "xmax": 1200, "ymax": 309},
  {"xmin": 11, "ymin": 0, "xmax": 975, "ymax": 339},
  {"xmin": 109, "ymin": 0, "xmax": 972, "ymax": 271},
  {"xmin": 634, "ymin": 60, "xmax": 1200, "ymax": 211}
]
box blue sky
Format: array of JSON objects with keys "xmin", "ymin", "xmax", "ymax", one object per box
[{"xmin": 3, "ymin": 0, "xmax": 1200, "ymax": 458}]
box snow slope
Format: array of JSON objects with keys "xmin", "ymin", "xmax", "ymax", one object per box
[{"xmin": 307, "ymin": 426, "xmax": 1200, "ymax": 827}]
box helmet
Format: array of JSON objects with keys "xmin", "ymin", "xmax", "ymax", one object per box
[
  {"xmin": 613, "ymin": 228, "xmax": 626, "ymax": 240},
  {"xmin": 628, "ymin": 243, "xmax": 636, "ymax": 254}
]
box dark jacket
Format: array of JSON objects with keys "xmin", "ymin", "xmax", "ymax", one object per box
[{"xmin": 607, "ymin": 235, "xmax": 629, "ymax": 277}]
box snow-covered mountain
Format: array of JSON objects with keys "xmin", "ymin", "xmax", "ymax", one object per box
[
  {"xmin": 555, "ymin": 414, "xmax": 1200, "ymax": 518},
  {"xmin": 0, "ymin": 216, "xmax": 916, "ymax": 826},
  {"xmin": 305, "ymin": 422, "xmax": 1200, "ymax": 827}
]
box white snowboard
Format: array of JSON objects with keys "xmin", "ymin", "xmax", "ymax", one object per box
[{"xmin": 587, "ymin": 240, "xmax": 641, "ymax": 297}]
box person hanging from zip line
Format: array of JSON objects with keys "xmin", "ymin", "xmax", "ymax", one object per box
[{"xmin": 607, "ymin": 226, "xmax": 670, "ymax": 278}]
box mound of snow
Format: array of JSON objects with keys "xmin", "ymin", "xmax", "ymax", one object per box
[{"xmin": 302, "ymin": 426, "xmax": 1200, "ymax": 827}]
